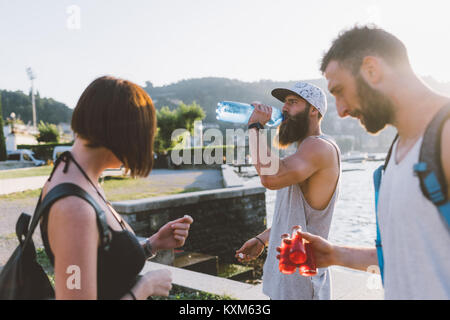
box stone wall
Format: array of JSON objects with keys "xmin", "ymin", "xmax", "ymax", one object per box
[{"xmin": 112, "ymin": 185, "xmax": 266, "ymax": 264}]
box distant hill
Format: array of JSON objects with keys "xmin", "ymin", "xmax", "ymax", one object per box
[
  {"xmin": 144, "ymin": 76, "xmax": 450, "ymax": 122},
  {"xmin": 144, "ymin": 78, "xmax": 330, "ymax": 123},
  {"xmin": 0, "ymin": 90, "xmax": 72, "ymax": 125},
  {"xmin": 143, "ymin": 76, "xmax": 450, "ymax": 152}
]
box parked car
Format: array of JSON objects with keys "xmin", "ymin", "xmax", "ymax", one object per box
[{"xmin": 6, "ymin": 149, "xmax": 46, "ymax": 166}]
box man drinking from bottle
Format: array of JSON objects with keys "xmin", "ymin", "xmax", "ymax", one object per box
[{"xmin": 235, "ymin": 82, "xmax": 341, "ymax": 300}]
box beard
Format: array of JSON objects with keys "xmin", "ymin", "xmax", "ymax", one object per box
[
  {"xmin": 354, "ymin": 75, "xmax": 396, "ymax": 134},
  {"xmin": 277, "ymin": 105, "xmax": 311, "ymax": 148}
]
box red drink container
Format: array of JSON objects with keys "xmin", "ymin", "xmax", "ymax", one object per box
[
  {"xmin": 289, "ymin": 231, "xmax": 306, "ymax": 264},
  {"xmin": 278, "ymin": 237, "xmax": 297, "ymax": 274},
  {"xmin": 298, "ymin": 242, "xmax": 317, "ymax": 276}
]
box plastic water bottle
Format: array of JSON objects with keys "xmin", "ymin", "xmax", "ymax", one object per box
[{"xmin": 216, "ymin": 101, "xmax": 283, "ymax": 127}]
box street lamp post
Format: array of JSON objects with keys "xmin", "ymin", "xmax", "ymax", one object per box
[
  {"xmin": 26, "ymin": 67, "xmax": 37, "ymax": 129},
  {"xmin": 9, "ymin": 112, "xmax": 16, "ymax": 134}
]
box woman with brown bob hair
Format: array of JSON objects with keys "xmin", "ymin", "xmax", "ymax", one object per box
[{"xmin": 39, "ymin": 76, "xmax": 193, "ymax": 300}]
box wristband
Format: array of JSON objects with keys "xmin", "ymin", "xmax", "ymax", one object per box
[
  {"xmin": 254, "ymin": 236, "xmax": 266, "ymax": 247},
  {"xmin": 248, "ymin": 122, "xmax": 264, "ymax": 131},
  {"xmin": 143, "ymin": 239, "xmax": 157, "ymax": 260}
]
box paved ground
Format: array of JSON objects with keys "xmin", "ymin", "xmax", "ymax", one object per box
[
  {"xmin": 0, "ymin": 176, "xmax": 48, "ymax": 195},
  {"xmin": 0, "ymin": 196, "xmax": 42, "ymax": 267},
  {"xmin": 331, "ymin": 266, "xmax": 383, "ymax": 299}
]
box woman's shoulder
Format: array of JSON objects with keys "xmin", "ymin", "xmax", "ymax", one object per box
[
  {"xmin": 43, "ymin": 179, "xmax": 99, "ymax": 230},
  {"xmin": 46, "ymin": 195, "xmax": 97, "ymax": 237}
]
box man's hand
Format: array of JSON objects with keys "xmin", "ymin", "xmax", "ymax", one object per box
[
  {"xmin": 276, "ymin": 228, "xmax": 337, "ymax": 268},
  {"xmin": 275, "ymin": 227, "xmax": 379, "ymax": 272},
  {"xmin": 235, "ymin": 238, "xmax": 265, "ymax": 262},
  {"xmin": 248, "ymin": 102, "xmax": 272, "ymax": 126}
]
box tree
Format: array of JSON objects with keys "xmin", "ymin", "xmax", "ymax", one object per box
[
  {"xmin": 154, "ymin": 102, "xmax": 205, "ymax": 153},
  {"xmin": 154, "ymin": 106, "xmax": 179, "ymax": 153},
  {"xmin": 176, "ymin": 102, "xmax": 206, "ymax": 132},
  {"xmin": 36, "ymin": 121, "xmax": 60, "ymax": 143},
  {"xmin": 0, "ymin": 93, "xmax": 7, "ymax": 160}
]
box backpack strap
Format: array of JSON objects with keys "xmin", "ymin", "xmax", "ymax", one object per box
[
  {"xmin": 413, "ymin": 104, "xmax": 450, "ymax": 228},
  {"xmin": 373, "ymin": 134, "xmax": 398, "ymax": 284},
  {"xmin": 23, "ymin": 183, "xmax": 112, "ymax": 252}
]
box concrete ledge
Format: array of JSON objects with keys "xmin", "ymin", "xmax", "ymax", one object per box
[
  {"xmin": 221, "ymin": 165, "xmax": 245, "ymax": 188},
  {"xmin": 112, "ymin": 185, "xmax": 266, "ymax": 214},
  {"xmin": 140, "ymin": 261, "xmax": 269, "ymax": 300},
  {"xmin": 139, "ymin": 262, "xmax": 383, "ymax": 300}
]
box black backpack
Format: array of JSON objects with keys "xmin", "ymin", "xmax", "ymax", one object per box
[{"xmin": 0, "ymin": 183, "xmax": 111, "ymax": 300}]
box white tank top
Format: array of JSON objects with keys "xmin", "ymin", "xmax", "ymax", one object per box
[{"xmin": 378, "ymin": 137, "xmax": 450, "ymax": 299}]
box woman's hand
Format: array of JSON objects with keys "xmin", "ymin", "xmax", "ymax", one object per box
[
  {"xmin": 235, "ymin": 238, "xmax": 265, "ymax": 262},
  {"xmin": 129, "ymin": 269, "xmax": 172, "ymax": 299},
  {"xmin": 143, "ymin": 269, "xmax": 173, "ymax": 297},
  {"xmin": 149, "ymin": 215, "xmax": 194, "ymax": 252}
]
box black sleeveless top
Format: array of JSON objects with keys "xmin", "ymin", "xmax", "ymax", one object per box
[{"xmin": 39, "ymin": 153, "xmax": 146, "ymax": 300}]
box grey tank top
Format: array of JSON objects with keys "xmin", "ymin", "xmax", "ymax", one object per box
[{"xmin": 262, "ymin": 135, "xmax": 341, "ymax": 300}]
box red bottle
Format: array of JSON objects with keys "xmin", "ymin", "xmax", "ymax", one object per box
[
  {"xmin": 298, "ymin": 242, "xmax": 318, "ymax": 277},
  {"xmin": 289, "ymin": 230, "xmax": 307, "ymax": 264},
  {"xmin": 278, "ymin": 236, "xmax": 297, "ymax": 274}
]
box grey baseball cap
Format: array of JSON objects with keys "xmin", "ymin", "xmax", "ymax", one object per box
[{"xmin": 271, "ymin": 81, "xmax": 327, "ymax": 116}]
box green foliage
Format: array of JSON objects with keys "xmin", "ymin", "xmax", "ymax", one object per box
[
  {"xmin": 35, "ymin": 248, "xmax": 55, "ymax": 287},
  {"xmin": 0, "ymin": 93, "xmax": 7, "ymax": 160},
  {"xmin": 177, "ymin": 102, "xmax": 206, "ymax": 132},
  {"xmin": 155, "ymin": 102, "xmax": 205, "ymax": 153},
  {"xmin": 153, "ymin": 285, "xmax": 235, "ymax": 300},
  {"xmin": 36, "ymin": 121, "xmax": 60, "ymax": 143},
  {"xmin": 0, "ymin": 165, "xmax": 53, "ymax": 180},
  {"xmin": 155, "ymin": 106, "xmax": 179, "ymax": 153}
]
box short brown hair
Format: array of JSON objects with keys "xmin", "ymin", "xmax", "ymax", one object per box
[
  {"xmin": 71, "ymin": 76, "xmax": 156, "ymax": 177},
  {"xmin": 320, "ymin": 25, "xmax": 410, "ymax": 75}
]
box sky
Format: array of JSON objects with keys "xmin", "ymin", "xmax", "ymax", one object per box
[{"xmin": 1, "ymin": 0, "xmax": 450, "ymax": 108}]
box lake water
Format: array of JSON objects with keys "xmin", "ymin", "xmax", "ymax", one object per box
[{"xmin": 244, "ymin": 160, "xmax": 384, "ymax": 248}]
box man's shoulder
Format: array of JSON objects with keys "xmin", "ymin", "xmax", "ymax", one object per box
[{"xmin": 298, "ymin": 136, "xmax": 338, "ymax": 160}]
